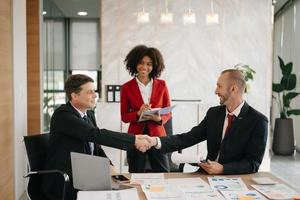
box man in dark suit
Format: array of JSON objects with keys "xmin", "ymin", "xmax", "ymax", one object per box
[
  {"xmin": 149, "ymin": 69, "xmax": 268, "ymax": 175},
  {"xmin": 42, "ymin": 74, "xmax": 151, "ymax": 200}
]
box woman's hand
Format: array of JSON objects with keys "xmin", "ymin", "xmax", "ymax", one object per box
[
  {"xmin": 143, "ymin": 113, "xmax": 161, "ymax": 122},
  {"xmin": 137, "ymin": 104, "xmax": 151, "ymax": 116}
]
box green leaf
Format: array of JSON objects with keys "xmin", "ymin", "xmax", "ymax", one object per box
[
  {"xmin": 278, "ymin": 56, "xmax": 285, "ymax": 74},
  {"xmin": 280, "ymin": 74, "xmax": 296, "ymax": 90},
  {"xmin": 283, "ymin": 94, "xmax": 290, "ymax": 108},
  {"xmin": 285, "ymin": 92, "xmax": 300, "ymax": 100},
  {"xmin": 287, "ymin": 109, "xmax": 300, "ymax": 116},
  {"xmin": 284, "ymin": 62, "xmax": 293, "ymax": 75},
  {"xmin": 272, "ymin": 83, "xmax": 284, "ymax": 92},
  {"xmin": 246, "ymin": 72, "xmax": 253, "ymax": 80}
]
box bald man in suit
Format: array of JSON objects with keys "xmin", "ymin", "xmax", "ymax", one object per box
[{"xmin": 149, "ymin": 69, "xmax": 268, "ymax": 175}]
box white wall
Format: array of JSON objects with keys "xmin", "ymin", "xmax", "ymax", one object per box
[
  {"xmin": 13, "ymin": 0, "xmax": 28, "ymax": 199},
  {"xmin": 101, "ymin": 0, "xmax": 272, "ymax": 114},
  {"xmin": 99, "ymin": 0, "xmax": 273, "ymax": 171},
  {"xmin": 273, "ymin": 1, "xmax": 300, "ymax": 152}
]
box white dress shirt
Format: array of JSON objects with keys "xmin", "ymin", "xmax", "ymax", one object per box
[{"xmin": 136, "ymin": 77, "xmax": 153, "ymax": 104}]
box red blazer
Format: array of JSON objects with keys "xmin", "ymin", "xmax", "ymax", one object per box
[{"xmin": 121, "ymin": 78, "xmax": 171, "ymax": 137}]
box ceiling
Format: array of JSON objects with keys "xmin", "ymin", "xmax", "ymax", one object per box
[{"xmin": 43, "ymin": 0, "xmax": 289, "ymax": 19}]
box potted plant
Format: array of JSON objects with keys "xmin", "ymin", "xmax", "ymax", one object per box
[
  {"xmin": 272, "ymin": 56, "xmax": 300, "ymax": 155},
  {"xmin": 234, "ymin": 63, "xmax": 256, "ymax": 93}
]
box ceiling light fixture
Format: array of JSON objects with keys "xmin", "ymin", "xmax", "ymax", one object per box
[
  {"xmin": 161, "ymin": 0, "xmax": 173, "ymax": 24},
  {"xmin": 77, "ymin": 11, "xmax": 88, "ymax": 16},
  {"xmin": 183, "ymin": 0, "xmax": 196, "ymax": 25},
  {"xmin": 137, "ymin": 0, "xmax": 149, "ymax": 24},
  {"xmin": 206, "ymin": 0, "xmax": 219, "ymax": 25}
]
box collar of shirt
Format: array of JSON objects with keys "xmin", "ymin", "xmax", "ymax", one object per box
[
  {"xmin": 70, "ymin": 102, "xmax": 87, "ymax": 118},
  {"xmin": 226, "ymin": 101, "xmax": 245, "ymax": 117},
  {"xmin": 136, "ymin": 77, "xmax": 153, "ymax": 104}
]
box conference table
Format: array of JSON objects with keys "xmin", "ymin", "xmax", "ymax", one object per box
[{"xmin": 122, "ymin": 171, "xmax": 300, "ymax": 200}]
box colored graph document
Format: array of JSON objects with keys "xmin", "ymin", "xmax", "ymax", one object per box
[
  {"xmin": 141, "ymin": 178, "xmax": 224, "ymax": 200},
  {"xmin": 208, "ymin": 177, "xmax": 248, "ymax": 191},
  {"xmin": 220, "ymin": 190, "xmax": 267, "ymax": 200}
]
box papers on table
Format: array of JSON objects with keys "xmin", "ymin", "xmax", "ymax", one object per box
[
  {"xmin": 251, "ymin": 184, "xmax": 300, "ymax": 200},
  {"xmin": 171, "ymin": 152, "xmax": 205, "ymax": 164},
  {"xmin": 130, "ymin": 173, "xmax": 164, "ymax": 185},
  {"xmin": 208, "ymin": 177, "xmax": 248, "ymax": 191},
  {"xmin": 129, "ymin": 174, "xmax": 299, "ymax": 200},
  {"xmin": 77, "ymin": 187, "xmax": 139, "ymax": 200},
  {"xmin": 138, "ymin": 105, "xmax": 176, "ymax": 122},
  {"xmin": 220, "ymin": 190, "xmax": 267, "ymax": 200},
  {"xmin": 141, "ymin": 177, "xmax": 223, "ymax": 200},
  {"xmin": 141, "ymin": 184, "xmax": 185, "ymax": 200}
]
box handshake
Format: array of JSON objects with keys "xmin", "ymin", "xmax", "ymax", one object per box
[{"xmin": 134, "ymin": 135, "xmax": 158, "ymax": 152}]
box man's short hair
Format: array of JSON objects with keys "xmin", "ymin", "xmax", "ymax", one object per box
[
  {"xmin": 221, "ymin": 69, "xmax": 246, "ymax": 93},
  {"xmin": 64, "ymin": 74, "xmax": 94, "ymax": 100}
]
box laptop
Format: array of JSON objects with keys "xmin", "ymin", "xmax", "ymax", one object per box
[{"xmin": 71, "ymin": 152, "xmax": 112, "ymax": 191}]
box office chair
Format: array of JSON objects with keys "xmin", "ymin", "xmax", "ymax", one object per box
[
  {"xmin": 164, "ymin": 117, "xmax": 184, "ymax": 172},
  {"xmin": 23, "ymin": 133, "xmax": 70, "ymax": 200}
]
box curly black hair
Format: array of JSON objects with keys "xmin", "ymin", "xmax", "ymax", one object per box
[{"xmin": 124, "ymin": 45, "xmax": 165, "ymax": 78}]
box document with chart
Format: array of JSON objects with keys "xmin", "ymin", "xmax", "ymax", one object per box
[
  {"xmin": 141, "ymin": 177, "xmax": 224, "ymax": 200},
  {"xmin": 208, "ymin": 177, "xmax": 248, "ymax": 191},
  {"xmin": 220, "ymin": 190, "xmax": 267, "ymax": 200}
]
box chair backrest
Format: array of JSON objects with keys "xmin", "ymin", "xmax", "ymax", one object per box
[{"xmin": 24, "ymin": 133, "xmax": 50, "ymax": 171}]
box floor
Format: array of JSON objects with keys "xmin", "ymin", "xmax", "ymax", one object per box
[{"xmin": 270, "ymin": 151, "xmax": 300, "ymax": 192}]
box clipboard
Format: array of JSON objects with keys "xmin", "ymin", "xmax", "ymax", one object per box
[{"xmin": 138, "ymin": 105, "xmax": 176, "ymax": 122}]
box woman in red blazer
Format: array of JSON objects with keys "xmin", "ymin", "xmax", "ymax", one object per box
[{"xmin": 121, "ymin": 45, "xmax": 171, "ymax": 173}]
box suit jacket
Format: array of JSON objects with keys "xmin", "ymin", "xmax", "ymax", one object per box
[
  {"xmin": 121, "ymin": 78, "xmax": 171, "ymax": 137},
  {"xmin": 43, "ymin": 102, "xmax": 135, "ymax": 200},
  {"xmin": 160, "ymin": 102, "xmax": 268, "ymax": 174}
]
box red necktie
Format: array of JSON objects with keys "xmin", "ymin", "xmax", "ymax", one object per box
[{"xmin": 225, "ymin": 114, "xmax": 235, "ymax": 134}]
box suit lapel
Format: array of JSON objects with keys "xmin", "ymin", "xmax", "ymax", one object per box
[{"xmin": 215, "ymin": 107, "xmax": 226, "ymax": 156}]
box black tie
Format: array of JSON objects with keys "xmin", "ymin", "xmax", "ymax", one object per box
[{"xmin": 82, "ymin": 115, "xmax": 92, "ymax": 155}]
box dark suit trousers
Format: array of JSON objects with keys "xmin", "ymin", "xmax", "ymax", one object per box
[{"xmin": 127, "ymin": 125, "xmax": 170, "ymax": 173}]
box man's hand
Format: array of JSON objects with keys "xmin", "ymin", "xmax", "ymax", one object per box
[
  {"xmin": 148, "ymin": 136, "xmax": 158, "ymax": 147},
  {"xmin": 198, "ymin": 160, "xmax": 224, "ymax": 175},
  {"xmin": 135, "ymin": 135, "xmax": 151, "ymax": 152}
]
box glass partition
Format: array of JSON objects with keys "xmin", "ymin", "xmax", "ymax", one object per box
[{"xmin": 42, "ymin": 0, "xmax": 101, "ymax": 131}]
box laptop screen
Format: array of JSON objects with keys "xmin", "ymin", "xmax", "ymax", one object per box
[{"xmin": 71, "ymin": 152, "xmax": 112, "ymax": 191}]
